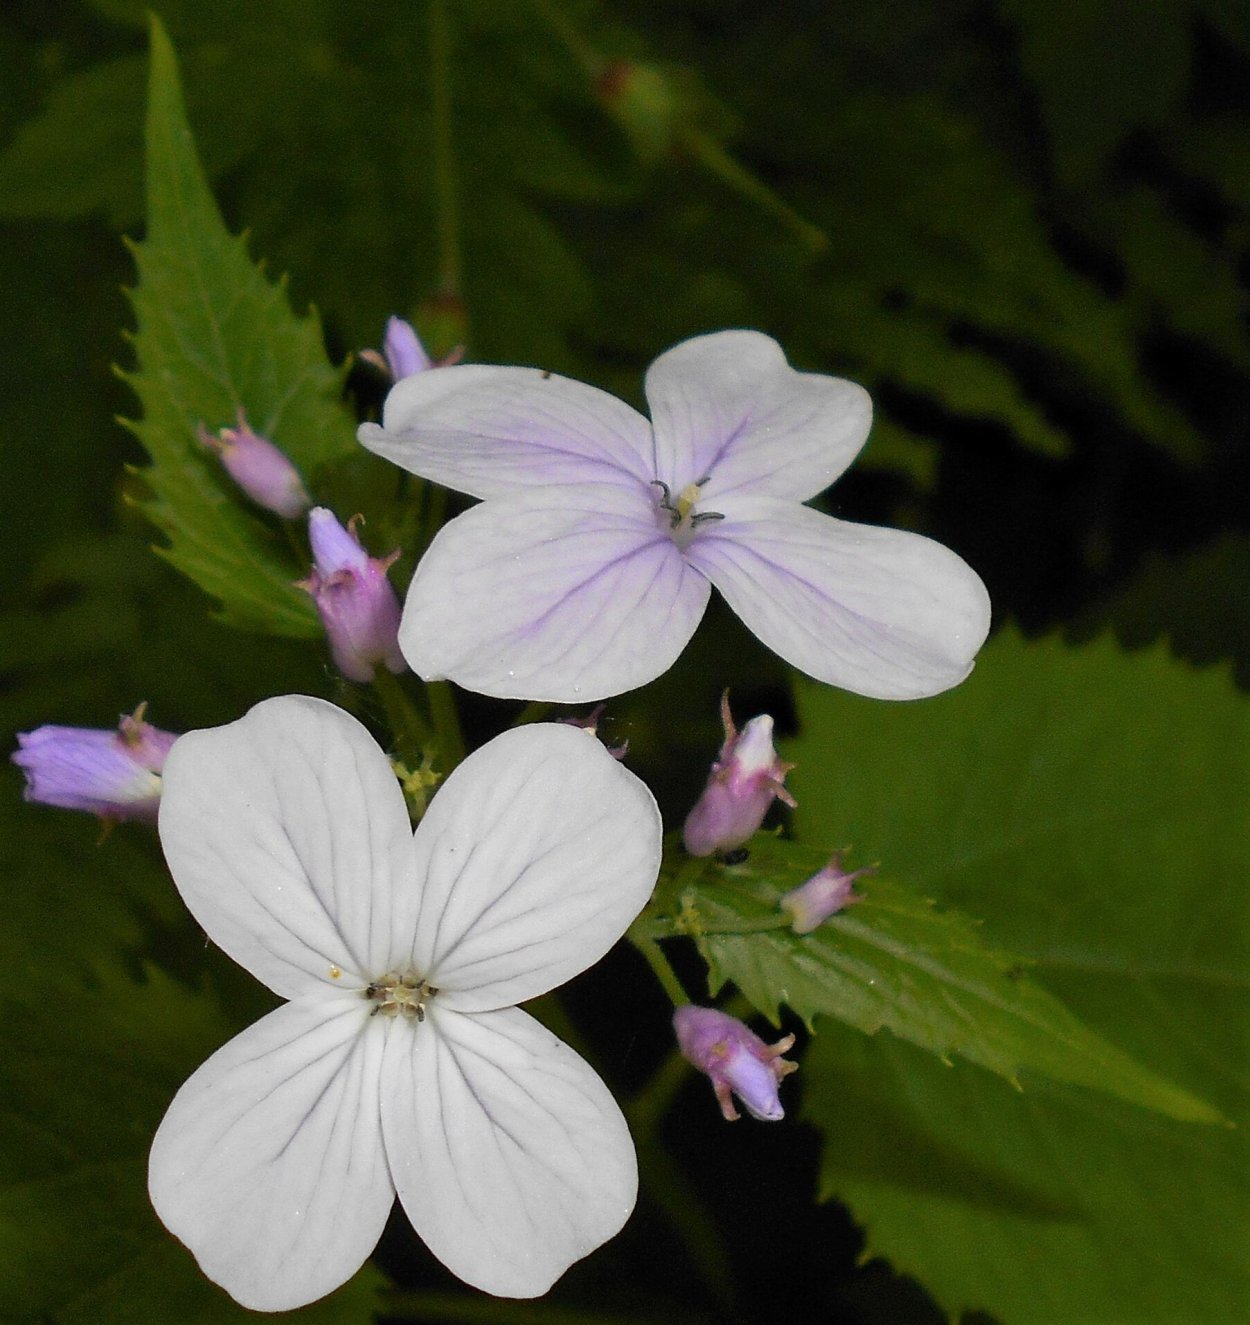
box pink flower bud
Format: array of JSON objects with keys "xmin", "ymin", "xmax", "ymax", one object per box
[
  {"xmin": 779, "ymin": 850, "xmax": 872, "ymax": 934},
  {"xmin": 682, "ymin": 691, "xmax": 796, "ymax": 857},
  {"xmin": 198, "ymin": 409, "xmax": 311, "ymax": 519},
  {"xmin": 383, "ymin": 316, "xmax": 432, "ymax": 379},
  {"xmin": 300, "ymin": 508, "xmax": 406, "ymax": 683},
  {"xmin": 673, "ymin": 1005, "xmax": 798, "ymax": 1122},
  {"xmin": 11, "ymin": 703, "xmax": 178, "ymax": 822}
]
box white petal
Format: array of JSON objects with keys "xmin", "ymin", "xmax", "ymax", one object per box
[
  {"xmin": 382, "ymin": 1005, "xmax": 637, "ymax": 1297},
  {"xmin": 686, "ymin": 496, "xmax": 992, "ymax": 700},
  {"xmin": 158, "ymin": 696, "xmax": 417, "ymax": 999},
  {"xmin": 644, "ymin": 330, "xmax": 872, "ymax": 503},
  {"xmin": 399, "ymin": 483, "xmax": 710, "ymax": 702},
  {"xmin": 358, "ymin": 364, "xmax": 655, "ymax": 498},
  {"xmin": 403, "ymin": 722, "xmax": 660, "ymax": 1010},
  {"xmin": 149, "ymin": 999, "xmax": 393, "ymax": 1312}
]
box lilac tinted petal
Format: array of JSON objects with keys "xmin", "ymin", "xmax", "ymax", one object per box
[
  {"xmin": 399, "ymin": 483, "xmax": 710, "ymax": 702},
  {"xmin": 402, "ymin": 723, "xmax": 659, "ymax": 1009},
  {"xmin": 686, "ymin": 496, "xmax": 991, "ymax": 700},
  {"xmin": 149, "ymin": 998, "xmax": 393, "ymax": 1312},
  {"xmin": 158, "ymin": 697, "xmax": 417, "ymax": 999},
  {"xmin": 644, "ymin": 330, "xmax": 872, "ymax": 503},
  {"xmin": 382, "ymin": 1005, "xmax": 636, "ymax": 1296},
  {"xmin": 12, "ymin": 725, "xmax": 162, "ymax": 819},
  {"xmin": 358, "ymin": 365, "xmax": 654, "ymax": 499}
]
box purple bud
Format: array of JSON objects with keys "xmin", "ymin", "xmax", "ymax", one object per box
[
  {"xmin": 779, "ymin": 850, "xmax": 872, "ymax": 934},
  {"xmin": 199, "ymin": 409, "xmax": 311, "ymax": 519},
  {"xmin": 11, "ymin": 703, "xmax": 178, "ymax": 822},
  {"xmin": 673, "ymin": 1005, "xmax": 798, "ymax": 1122},
  {"xmin": 682, "ymin": 691, "xmax": 796, "ymax": 857},
  {"xmin": 383, "ymin": 317, "xmax": 433, "ymax": 379},
  {"xmin": 300, "ymin": 508, "xmax": 406, "ymax": 683}
]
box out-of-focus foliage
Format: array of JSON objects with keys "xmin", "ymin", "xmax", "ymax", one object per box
[{"xmin": 789, "ymin": 631, "xmax": 1250, "ymax": 1323}]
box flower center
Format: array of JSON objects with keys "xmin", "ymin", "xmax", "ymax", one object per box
[
  {"xmin": 365, "ymin": 971, "xmax": 439, "ymax": 1022},
  {"xmin": 651, "ymin": 477, "xmax": 725, "ymax": 549}
]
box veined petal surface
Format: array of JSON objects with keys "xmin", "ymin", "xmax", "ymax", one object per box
[
  {"xmin": 359, "ymin": 364, "xmax": 654, "ymax": 499},
  {"xmin": 644, "ymin": 331, "xmax": 872, "ymax": 503},
  {"xmin": 405, "ymin": 723, "xmax": 661, "ymax": 1010},
  {"xmin": 158, "ymin": 696, "xmax": 417, "ymax": 998},
  {"xmin": 382, "ymin": 1005, "xmax": 637, "ymax": 1297},
  {"xmin": 687, "ymin": 496, "xmax": 992, "ymax": 700},
  {"xmin": 149, "ymin": 999, "xmax": 393, "ymax": 1312},
  {"xmin": 399, "ymin": 483, "xmax": 710, "ymax": 702}
]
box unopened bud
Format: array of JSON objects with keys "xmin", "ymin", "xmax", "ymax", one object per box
[
  {"xmin": 300, "ymin": 508, "xmax": 406, "ymax": 683},
  {"xmin": 673, "ymin": 1005, "xmax": 797, "ymax": 1122},
  {"xmin": 198, "ymin": 409, "xmax": 311, "ymax": 519},
  {"xmin": 682, "ymin": 691, "xmax": 795, "ymax": 857},
  {"xmin": 12, "ymin": 703, "xmax": 178, "ymax": 822},
  {"xmin": 780, "ymin": 850, "xmax": 872, "ymax": 934}
]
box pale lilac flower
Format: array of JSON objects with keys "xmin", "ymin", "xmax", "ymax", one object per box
[
  {"xmin": 12, "ymin": 703, "xmax": 177, "ymax": 821},
  {"xmin": 299, "ymin": 508, "xmax": 406, "ymax": 683},
  {"xmin": 683, "ymin": 692, "xmax": 795, "ymax": 858},
  {"xmin": 779, "ymin": 850, "xmax": 872, "ymax": 934},
  {"xmin": 673, "ymin": 1005, "xmax": 797, "ymax": 1122},
  {"xmin": 151, "ymin": 697, "xmax": 662, "ymax": 1310},
  {"xmin": 360, "ymin": 316, "xmax": 433, "ymax": 380},
  {"xmin": 358, "ymin": 330, "xmax": 991, "ymax": 702},
  {"xmin": 198, "ymin": 409, "xmax": 311, "ymax": 519}
]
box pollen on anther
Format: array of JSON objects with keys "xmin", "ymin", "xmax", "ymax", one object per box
[{"xmin": 329, "ymin": 965, "xmax": 342, "ymax": 979}]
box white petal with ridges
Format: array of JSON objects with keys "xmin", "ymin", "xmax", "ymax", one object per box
[
  {"xmin": 382, "ymin": 1005, "xmax": 637, "ymax": 1297},
  {"xmin": 399, "ymin": 483, "xmax": 710, "ymax": 702},
  {"xmin": 359, "ymin": 364, "xmax": 655, "ymax": 498},
  {"xmin": 149, "ymin": 998, "xmax": 393, "ymax": 1313},
  {"xmin": 644, "ymin": 331, "xmax": 872, "ymax": 503},
  {"xmin": 158, "ymin": 696, "xmax": 417, "ymax": 998},
  {"xmin": 403, "ymin": 723, "xmax": 660, "ymax": 1011},
  {"xmin": 687, "ymin": 496, "xmax": 991, "ymax": 700}
]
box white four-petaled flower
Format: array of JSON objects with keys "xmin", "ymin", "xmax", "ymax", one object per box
[
  {"xmin": 150, "ymin": 696, "xmax": 661, "ymax": 1310},
  {"xmin": 359, "ymin": 330, "xmax": 992, "ymax": 703}
]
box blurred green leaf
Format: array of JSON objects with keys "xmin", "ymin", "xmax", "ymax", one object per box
[
  {"xmin": 651, "ymin": 836, "xmax": 1217, "ymax": 1122},
  {"xmin": 999, "ymin": 0, "xmax": 1190, "ymax": 184},
  {"xmin": 788, "ymin": 630, "xmax": 1250, "ymax": 1322},
  {"xmin": 0, "ymin": 56, "xmax": 146, "ymax": 225},
  {"xmin": 123, "ymin": 15, "xmax": 355, "ymax": 637}
]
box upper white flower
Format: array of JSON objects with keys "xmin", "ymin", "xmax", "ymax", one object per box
[
  {"xmin": 149, "ymin": 696, "xmax": 662, "ymax": 1310},
  {"xmin": 358, "ymin": 329, "xmax": 992, "ymax": 703}
]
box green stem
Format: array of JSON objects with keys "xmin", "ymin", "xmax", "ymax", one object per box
[
  {"xmin": 681, "ymin": 126, "xmax": 829, "ymax": 253},
  {"xmin": 426, "ymin": 679, "xmax": 465, "ymax": 768},
  {"xmin": 428, "ymin": 0, "xmax": 463, "ymax": 296},
  {"xmin": 628, "ymin": 924, "xmax": 688, "ymax": 1007},
  {"xmin": 511, "ymin": 700, "xmax": 555, "ymax": 727},
  {"xmin": 372, "ymin": 669, "xmax": 431, "ymax": 764}
]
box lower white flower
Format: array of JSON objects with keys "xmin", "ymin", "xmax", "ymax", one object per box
[{"xmin": 149, "ymin": 696, "xmax": 662, "ymax": 1311}]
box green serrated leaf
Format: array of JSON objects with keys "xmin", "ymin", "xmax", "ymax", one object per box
[
  {"xmin": 654, "ymin": 836, "xmax": 1217, "ymax": 1123},
  {"xmin": 124, "ymin": 15, "xmax": 356, "ymax": 637},
  {"xmin": 788, "ymin": 630, "xmax": 1250, "ymax": 1322}
]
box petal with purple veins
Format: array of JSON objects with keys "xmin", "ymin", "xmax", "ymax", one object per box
[
  {"xmin": 686, "ymin": 495, "xmax": 991, "ymax": 700},
  {"xmin": 399, "ymin": 483, "xmax": 710, "ymax": 702},
  {"xmin": 644, "ymin": 330, "xmax": 872, "ymax": 503},
  {"xmin": 359, "ymin": 365, "xmax": 655, "ymax": 499}
]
